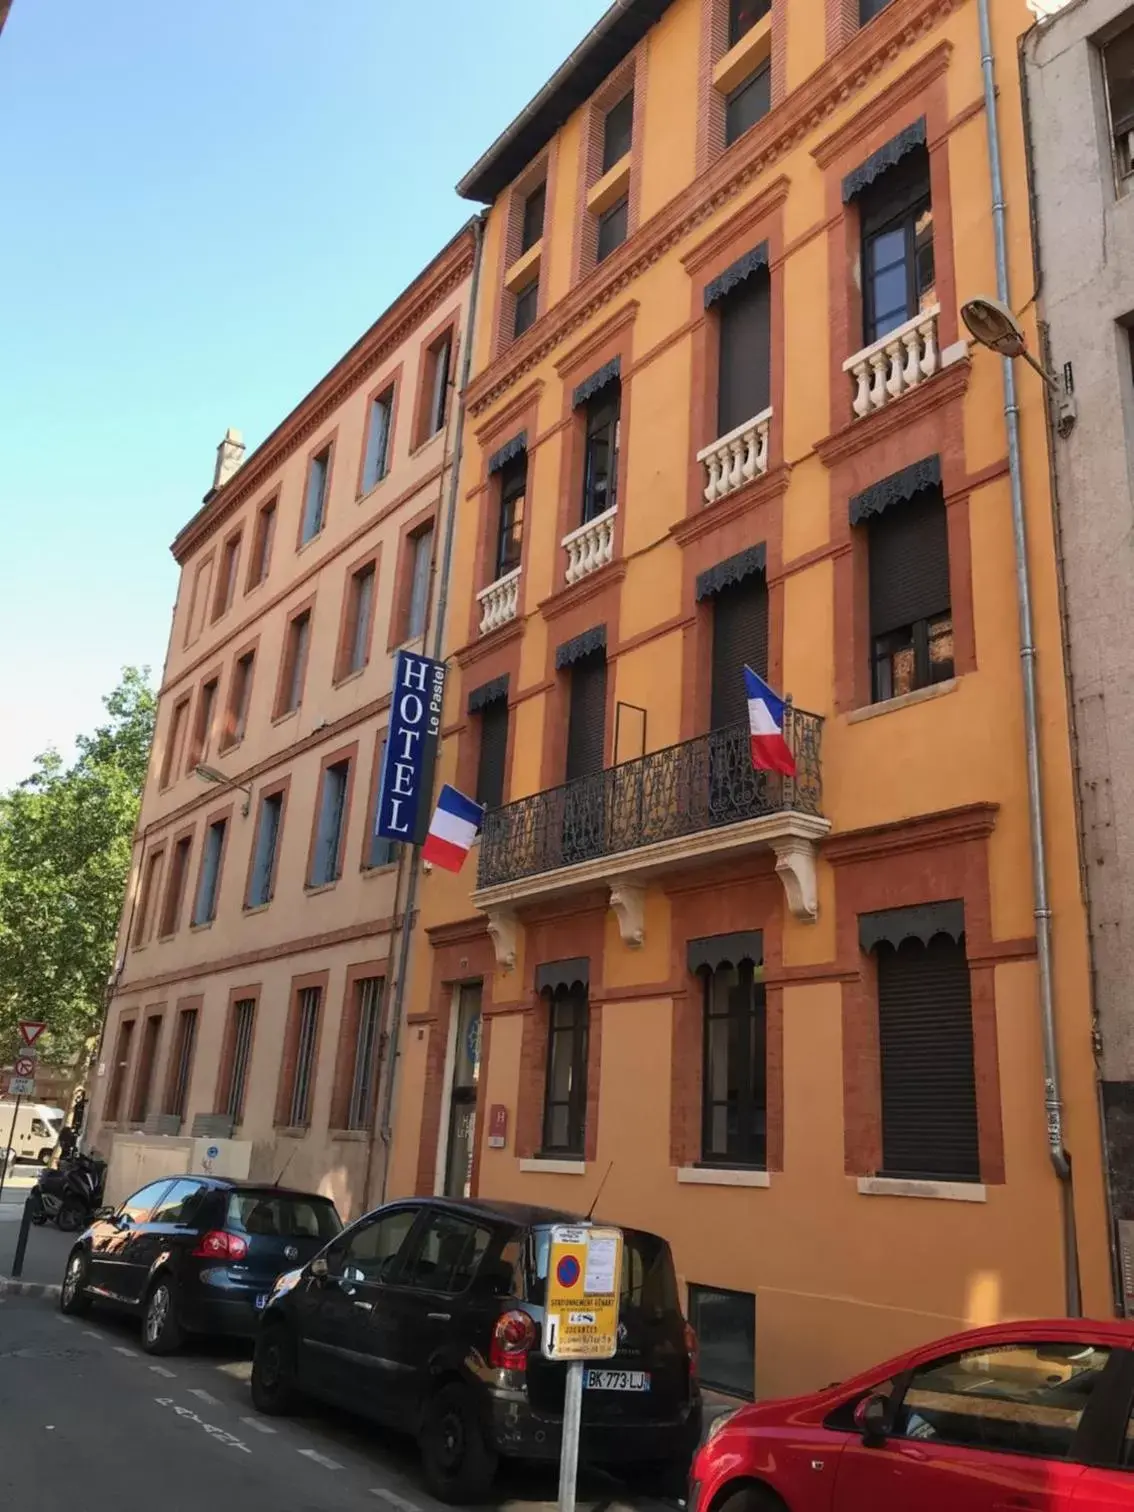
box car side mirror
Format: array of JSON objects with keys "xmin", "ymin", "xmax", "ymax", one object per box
[
  {"xmin": 854, "ymin": 1393, "xmax": 891, "ymax": 1444},
  {"xmin": 310, "ymin": 1256, "xmax": 329, "ymax": 1280},
  {"xmin": 93, "ymin": 1206, "xmax": 115, "ymax": 1222}
]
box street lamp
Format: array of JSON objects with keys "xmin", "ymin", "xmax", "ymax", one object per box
[
  {"xmin": 194, "ymin": 763, "xmax": 252, "ymax": 817},
  {"xmin": 961, "ymin": 295, "xmax": 1077, "ymax": 435}
]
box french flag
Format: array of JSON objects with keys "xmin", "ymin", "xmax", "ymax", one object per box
[
  {"xmin": 421, "ymin": 784, "xmax": 485, "ymax": 873},
  {"xmin": 744, "ymin": 666, "xmax": 796, "ymax": 776}
]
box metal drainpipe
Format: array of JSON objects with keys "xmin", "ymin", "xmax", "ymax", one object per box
[
  {"xmin": 374, "ymin": 213, "xmax": 487, "ymax": 1207},
  {"xmin": 977, "ymin": 0, "xmax": 1079, "ymax": 1315}
]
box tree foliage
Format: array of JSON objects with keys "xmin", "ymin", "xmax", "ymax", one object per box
[{"xmin": 0, "ymin": 668, "xmax": 156, "ymax": 1064}]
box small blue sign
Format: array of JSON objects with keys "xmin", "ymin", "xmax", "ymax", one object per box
[
  {"xmin": 375, "ymin": 650, "xmax": 447, "ymax": 846},
  {"xmin": 206, "ymin": 1144, "xmax": 219, "ymax": 1160}
]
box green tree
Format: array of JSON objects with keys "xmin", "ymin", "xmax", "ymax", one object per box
[{"xmin": 0, "ymin": 667, "xmax": 156, "ymax": 1063}]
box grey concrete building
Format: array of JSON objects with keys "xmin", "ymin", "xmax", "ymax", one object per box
[{"xmin": 1025, "ymin": 0, "xmax": 1134, "ymax": 1307}]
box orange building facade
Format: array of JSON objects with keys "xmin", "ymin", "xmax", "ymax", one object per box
[{"xmin": 386, "ymin": 0, "xmax": 1114, "ymax": 1399}]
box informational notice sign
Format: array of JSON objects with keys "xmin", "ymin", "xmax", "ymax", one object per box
[
  {"xmin": 542, "ymin": 1224, "xmax": 623, "ymax": 1362},
  {"xmin": 374, "ymin": 650, "xmax": 446, "ymax": 846},
  {"xmin": 7, "ymin": 1076, "xmax": 34, "ymax": 1097}
]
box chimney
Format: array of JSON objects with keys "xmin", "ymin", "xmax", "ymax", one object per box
[{"xmin": 213, "ymin": 427, "xmax": 245, "ymax": 490}]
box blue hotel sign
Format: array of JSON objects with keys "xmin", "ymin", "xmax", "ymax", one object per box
[{"xmin": 375, "ymin": 650, "xmax": 446, "ymax": 846}]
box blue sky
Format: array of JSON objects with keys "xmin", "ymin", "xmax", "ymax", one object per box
[{"xmin": 0, "ymin": 0, "xmax": 607, "ymax": 790}]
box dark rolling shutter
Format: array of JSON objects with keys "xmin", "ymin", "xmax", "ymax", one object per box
[
  {"xmin": 877, "ymin": 934, "xmax": 980, "ymax": 1181},
  {"xmin": 566, "ymin": 652, "xmax": 607, "ymax": 781},
  {"xmin": 711, "ymin": 575, "xmax": 769, "ymax": 731},
  {"xmin": 868, "ymin": 488, "xmax": 950, "ymax": 639},
  {"xmin": 476, "ymin": 699, "xmax": 509, "ymax": 812},
  {"xmin": 717, "ymin": 272, "xmax": 771, "ymax": 438}
]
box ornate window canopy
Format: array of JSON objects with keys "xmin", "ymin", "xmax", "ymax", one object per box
[
  {"xmin": 842, "ymin": 118, "xmax": 927, "ymax": 204},
  {"xmin": 687, "ymin": 931, "xmax": 764, "ymax": 974},
  {"xmin": 696, "ymin": 543, "xmax": 767, "ymax": 601},
  {"xmin": 859, "ymin": 899, "xmax": 965, "ymax": 953},
  {"xmin": 536, "ymin": 957, "xmax": 590, "ymax": 994},
  {"xmin": 467, "ymin": 674, "xmax": 509, "ymax": 715},
  {"xmin": 704, "ymin": 241, "xmax": 770, "ymax": 309},
  {"xmin": 572, "ymin": 356, "xmax": 621, "ymax": 410},
  {"xmin": 487, "ymin": 432, "xmax": 527, "ymax": 475},
  {"xmin": 849, "ymin": 456, "xmax": 941, "ymax": 526},
  {"xmin": 556, "ymin": 624, "xmax": 607, "ymax": 669}
]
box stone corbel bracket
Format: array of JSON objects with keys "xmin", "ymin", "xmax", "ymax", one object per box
[
  {"xmin": 485, "ymin": 907, "xmax": 518, "ymax": 972},
  {"xmin": 772, "ymin": 833, "xmax": 821, "ymax": 922},
  {"xmin": 608, "ymin": 878, "xmax": 646, "ymax": 947}
]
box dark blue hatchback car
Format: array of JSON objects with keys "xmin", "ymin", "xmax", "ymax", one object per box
[{"xmin": 59, "ymin": 1173, "xmax": 341, "ymax": 1353}]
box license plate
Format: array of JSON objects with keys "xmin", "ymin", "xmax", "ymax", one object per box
[
  {"xmin": 255, "ymin": 1293, "xmax": 268, "ymax": 1310},
  {"xmin": 584, "ymin": 1369, "xmax": 650, "ymax": 1392}
]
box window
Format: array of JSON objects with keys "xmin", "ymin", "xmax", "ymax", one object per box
[
  {"xmin": 542, "ymin": 984, "xmax": 589, "ymax": 1156},
  {"xmin": 688, "ymin": 1285, "xmax": 755, "ymax": 1398},
  {"xmin": 130, "ymin": 1013, "xmax": 163, "ymax": 1123},
  {"xmin": 300, "ymin": 446, "xmax": 330, "ymax": 545},
  {"xmin": 186, "ymin": 677, "xmax": 218, "ymax": 771},
  {"xmin": 476, "ymin": 698, "xmax": 509, "ymax": 812},
  {"xmin": 222, "ymin": 649, "xmax": 255, "ymax": 749},
  {"xmin": 159, "ymin": 835, "xmax": 192, "ymax": 937},
  {"xmin": 875, "ymin": 932, "xmax": 979, "ymax": 1181},
  {"xmin": 495, "ymin": 453, "xmax": 526, "ymax": 579},
  {"xmin": 282, "ymin": 985, "xmax": 322, "ymax": 1127},
  {"xmin": 213, "ymin": 531, "xmax": 241, "ymax": 620},
  {"xmin": 159, "ymin": 696, "xmax": 189, "ymax": 789},
  {"xmin": 309, "ymin": 759, "xmax": 351, "ymax": 887},
  {"xmin": 702, "ymin": 960, "xmax": 767, "ymax": 1165},
  {"xmin": 710, "ymin": 572, "xmax": 769, "ymax": 730},
  {"xmin": 860, "ymin": 0, "xmax": 894, "ymax": 21},
  {"xmin": 221, "ymin": 997, "xmax": 256, "ymax": 1123},
  {"xmin": 134, "ymin": 848, "xmax": 164, "ymax": 946},
  {"xmin": 277, "ymin": 608, "xmax": 311, "ymax": 716},
  {"xmin": 184, "ymin": 556, "xmax": 212, "ymax": 646},
  {"xmin": 565, "ymin": 651, "xmax": 607, "ymax": 785},
  {"xmin": 247, "ymin": 790, "xmax": 284, "ymax": 907},
  {"xmin": 362, "ymin": 390, "xmax": 393, "ymax": 492},
  {"xmin": 249, "ymin": 498, "xmax": 276, "ymax": 589},
  {"xmin": 895, "ymin": 1343, "xmax": 1110, "ymax": 1458},
  {"xmin": 345, "ymin": 977, "xmax": 384, "ymax": 1131},
  {"xmin": 729, "ymin": 0, "xmax": 770, "ymax": 45},
  {"xmin": 119, "ymin": 1179, "xmax": 175, "ymax": 1225},
  {"xmin": 603, "ymin": 90, "xmax": 634, "ymax": 172},
  {"xmin": 716, "ymin": 271, "xmax": 771, "ymax": 438},
  {"xmin": 514, "ymin": 279, "xmax": 539, "ymax": 338},
  {"xmin": 444, "ymin": 983, "xmax": 482, "ymax": 1198},
  {"xmin": 860, "ymin": 148, "xmax": 935, "ymax": 347},
  {"xmin": 226, "ymin": 1189, "xmax": 341, "ymax": 1241},
  {"xmin": 331, "ymin": 1208, "xmax": 418, "ymax": 1285},
  {"xmin": 868, "ymin": 489, "xmax": 953, "ymax": 703},
  {"xmin": 521, "ymin": 182, "xmax": 546, "ymax": 252},
  {"xmin": 406, "ymin": 526, "xmax": 434, "ymax": 641},
  {"xmin": 401, "ymin": 1212, "xmax": 492, "ymax": 1294},
  {"xmin": 105, "ymin": 1018, "xmax": 136, "ymax": 1122},
  {"xmin": 726, "ymin": 61, "xmax": 771, "ymax": 147},
  {"xmin": 339, "ymin": 562, "xmax": 375, "ymax": 679},
  {"xmin": 365, "ymin": 740, "xmax": 397, "ymax": 870},
  {"xmin": 424, "ymin": 334, "xmax": 452, "ymax": 440},
  {"xmin": 597, "ymin": 196, "xmax": 629, "ymax": 262},
  {"xmin": 191, "ymin": 816, "xmax": 227, "ymax": 925},
  {"xmin": 582, "ymin": 383, "xmax": 620, "ymax": 524},
  {"xmin": 152, "ymin": 1178, "xmax": 204, "ymax": 1226},
  {"xmin": 165, "ymin": 1007, "xmax": 198, "ymax": 1120},
  {"xmin": 1107, "ymin": 27, "xmax": 1134, "ymax": 190}
]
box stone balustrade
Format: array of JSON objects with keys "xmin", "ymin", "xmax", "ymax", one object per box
[
  {"xmin": 696, "ymin": 407, "xmax": 772, "ymax": 504},
  {"xmin": 844, "ymin": 305, "xmax": 940, "ymax": 419},
  {"xmin": 562, "ymin": 506, "xmax": 617, "ymax": 585},
  {"xmin": 476, "ymin": 566, "xmax": 521, "ymax": 635}
]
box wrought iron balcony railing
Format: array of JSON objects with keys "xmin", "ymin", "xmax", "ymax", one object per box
[{"xmin": 477, "ymin": 711, "xmax": 823, "ymax": 891}]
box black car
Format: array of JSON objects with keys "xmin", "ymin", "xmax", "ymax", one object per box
[
  {"xmin": 251, "ymin": 1196, "xmax": 702, "ymax": 1503},
  {"xmin": 59, "ymin": 1173, "xmax": 342, "ymax": 1353}
]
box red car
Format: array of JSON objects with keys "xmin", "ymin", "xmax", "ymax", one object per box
[{"xmin": 690, "ymin": 1317, "xmax": 1134, "ymax": 1510}]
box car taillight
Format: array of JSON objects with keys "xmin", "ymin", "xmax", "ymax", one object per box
[
  {"xmin": 192, "ymin": 1230, "xmax": 249, "ymax": 1262},
  {"xmin": 489, "ymin": 1308, "xmax": 538, "ymax": 1371},
  {"xmin": 684, "ymin": 1320, "xmax": 699, "ymax": 1379}
]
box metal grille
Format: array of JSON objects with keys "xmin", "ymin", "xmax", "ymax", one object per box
[
  {"xmin": 348, "ymin": 978, "xmax": 384, "ymax": 1131},
  {"xmin": 478, "ymin": 712, "xmax": 823, "ymax": 890},
  {"xmin": 226, "ymin": 998, "xmax": 256, "ymax": 1123},
  {"xmin": 289, "ymin": 987, "xmax": 322, "ymax": 1128},
  {"xmin": 167, "ymin": 1009, "xmax": 198, "ymax": 1119}
]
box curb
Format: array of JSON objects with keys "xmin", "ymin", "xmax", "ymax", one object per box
[{"xmin": 0, "ymin": 1275, "xmax": 61, "ymax": 1300}]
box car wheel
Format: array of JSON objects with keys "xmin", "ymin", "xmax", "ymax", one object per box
[
  {"xmin": 37, "ymin": 1147, "xmax": 53, "ymax": 1166},
  {"xmin": 630, "ymin": 1456, "xmax": 693, "ymax": 1499},
  {"xmin": 60, "ymin": 1250, "xmax": 92, "ymax": 1317},
  {"xmin": 251, "ymin": 1321, "xmax": 299, "ymax": 1415},
  {"xmin": 717, "ymin": 1486, "xmax": 789, "ymax": 1512},
  {"xmin": 141, "ymin": 1276, "xmax": 183, "ymax": 1355},
  {"xmin": 56, "ymin": 1199, "xmax": 86, "ymax": 1233},
  {"xmin": 419, "ymin": 1382, "xmax": 498, "ymax": 1504}
]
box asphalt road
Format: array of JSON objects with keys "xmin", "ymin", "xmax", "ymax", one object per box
[{"xmin": 0, "ymin": 1291, "xmax": 676, "ymax": 1512}]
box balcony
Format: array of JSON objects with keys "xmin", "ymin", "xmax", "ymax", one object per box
[
  {"xmin": 562, "ymin": 506, "xmax": 616, "ymax": 585},
  {"xmin": 476, "ymin": 567, "xmax": 520, "ymax": 636},
  {"xmin": 697, "ymin": 407, "xmax": 772, "ymax": 504},
  {"xmin": 473, "ymin": 713, "xmax": 828, "ymax": 967},
  {"xmin": 844, "ymin": 306, "xmax": 940, "ymax": 419}
]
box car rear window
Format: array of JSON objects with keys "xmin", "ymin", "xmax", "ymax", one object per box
[
  {"xmin": 526, "ymin": 1227, "xmax": 679, "ymax": 1314},
  {"xmin": 225, "ymin": 1190, "xmax": 342, "ymax": 1241}
]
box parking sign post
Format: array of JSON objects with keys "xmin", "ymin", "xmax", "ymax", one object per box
[{"xmin": 558, "ymin": 1361, "xmax": 584, "ymax": 1512}]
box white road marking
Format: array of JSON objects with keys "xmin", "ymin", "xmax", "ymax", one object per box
[
  {"xmin": 298, "ymin": 1448, "xmax": 343, "ymax": 1470},
  {"xmin": 113, "ymin": 1345, "xmax": 138, "ymax": 1358},
  {"xmin": 82, "ymin": 1330, "xmax": 102, "ymax": 1340},
  {"xmin": 240, "ymin": 1415, "xmax": 277, "ymax": 1435},
  {"xmin": 149, "ymin": 1365, "xmax": 176, "ymax": 1379},
  {"xmin": 153, "ymin": 1398, "xmax": 252, "ymax": 1454},
  {"xmin": 188, "ymin": 1387, "xmax": 221, "ymax": 1406},
  {"xmin": 370, "ymin": 1490, "xmax": 422, "ymax": 1512}
]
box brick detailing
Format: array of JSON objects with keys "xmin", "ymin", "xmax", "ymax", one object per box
[
  {"xmin": 516, "ymin": 1000, "xmax": 546, "ymax": 1161},
  {"xmin": 571, "ymin": 44, "xmax": 648, "ymax": 288},
  {"xmin": 584, "ymin": 1002, "xmax": 602, "ymax": 1164},
  {"xmin": 826, "ymin": 0, "xmax": 860, "ymax": 56},
  {"xmin": 492, "ymin": 147, "xmax": 556, "ymax": 363},
  {"xmin": 770, "ymin": 0, "xmax": 787, "ymax": 107},
  {"xmin": 415, "ymin": 1006, "xmax": 453, "ymax": 1195},
  {"xmin": 695, "ymin": 0, "xmax": 730, "ymax": 176}
]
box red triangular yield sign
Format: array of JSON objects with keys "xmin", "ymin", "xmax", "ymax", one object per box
[{"xmin": 18, "ymin": 1021, "xmax": 45, "ymax": 1049}]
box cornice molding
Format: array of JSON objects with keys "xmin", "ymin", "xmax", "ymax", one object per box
[
  {"xmin": 816, "ymin": 357, "xmax": 971, "ymax": 470},
  {"xmin": 465, "ymin": 0, "xmax": 964, "ymax": 422},
  {"xmin": 472, "ymin": 379, "xmax": 545, "ymax": 449},
  {"xmin": 670, "ymin": 465, "xmax": 791, "ymax": 548},
  {"xmin": 453, "ymin": 616, "xmax": 524, "ymax": 671},
  {"xmin": 554, "ymin": 301, "xmax": 640, "ymax": 381},
  {"xmin": 823, "ymin": 802, "xmax": 999, "ymax": 866},
  {"xmin": 537, "ymin": 559, "xmax": 628, "ymax": 625},
  {"xmin": 811, "ymin": 41, "xmax": 951, "ymax": 170},
  {"xmin": 425, "ymin": 915, "xmax": 491, "ymax": 947},
  {"xmin": 680, "ymin": 177, "xmax": 790, "ymax": 278}
]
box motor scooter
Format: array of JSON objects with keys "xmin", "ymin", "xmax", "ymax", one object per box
[{"xmin": 29, "ymin": 1151, "xmax": 105, "ymax": 1232}]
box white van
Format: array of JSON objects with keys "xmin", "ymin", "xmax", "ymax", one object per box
[{"xmin": 0, "ymin": 1101, "xmax": 63, "ymax": 1164}]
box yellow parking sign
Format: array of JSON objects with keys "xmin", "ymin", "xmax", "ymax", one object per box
[{"xmin": 542, "ymin": 1224, "xmax": 623, "ymax": 1361}]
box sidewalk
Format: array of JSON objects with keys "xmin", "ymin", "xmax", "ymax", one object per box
[{"xmin": 0, "ymin": 1187, "xmax": 71, "ymax": 1295}]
